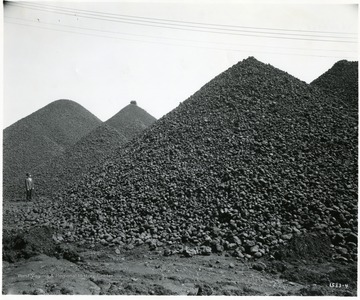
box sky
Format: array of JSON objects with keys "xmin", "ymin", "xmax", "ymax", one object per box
[{"xmin": 3, "ymin": 0, "xmax": 358, "ymax": 129}]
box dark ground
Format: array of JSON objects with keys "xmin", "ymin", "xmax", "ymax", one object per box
[{"xmin": 3, "ymin": 201, "xmax": 357, "ymax": 296}]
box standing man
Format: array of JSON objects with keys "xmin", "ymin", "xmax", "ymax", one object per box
[{"xmin": 25, "ymin": 173, "xmax": 34, "ymax": 201}]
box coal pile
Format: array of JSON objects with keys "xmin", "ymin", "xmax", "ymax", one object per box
[
  {"xmin": 311, "ymin": 60, "xmax": 358, "ymax": 104},
  {"xmin": 24, "ymin": 102, "xmax": 155, "ymax": 198},
  {"xmin": 105, "ymin": 101, "xmax": 156, "ymax": 140},
  {"xmin": 4, "ymin": 101, "xmax": 156, "ymax": 200},
  {"xmin": 19, "ymin": 57, "xmax": 357, "ymax": 262},
  {"xmin": 3, "ymin": 99, "xmax": 102, "ymax": 200},
  {"xmin": 31, "ymin": 124, "xmax": 128, "ymax": 198}
]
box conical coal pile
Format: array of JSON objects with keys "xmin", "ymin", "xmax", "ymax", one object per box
[
  {"xmin": 311, "ymin": 60, "xmax": 358, "ymax": 104},
  {"xmin": 105, "ymin": 101, "xmax": 156, "ymax": 140},
  {"xmin": 3, "ymin": 99, "xmax": 102, "ymax": 201}
]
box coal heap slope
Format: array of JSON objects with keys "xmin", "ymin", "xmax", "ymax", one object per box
[
  {"xmin": 32, "ymin": 124, "xmax": 128, "ymax": 198},
  {"xmin": 31, "ymin": 57, "xmax": 357, "ymax": 260},
  {"xmin": 311, "ymin": 60, "xmax": 358, "ymax": 104},
  {"xmin": 23, "ymin": 102, "xmax": 155, "ymax": 198},
  {"xmin": 105, "ymin": 101, "xmax": 156, "ymax": 140},
  {"xmin": 3, "ymin": 99, "xmax": 102, "ymax": 200}
]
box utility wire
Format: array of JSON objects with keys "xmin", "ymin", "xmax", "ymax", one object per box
[
  {"xmin": 7, "ymin": 2, "xmax": 357, "ymax": 44},
  {"xmin": 5, "ymin": 20, "xmax": 357, "ymax": 60},
  {"xmin": 11, "ymin": 1, "xmax": 357, "ymax": 40},
  {"xmin": 9, "ymin": 1, "xmax": 357, "ymax": 36},
  {"xmin": 5, "ymin": 16, "xmax": 357, "ymax": 55}
]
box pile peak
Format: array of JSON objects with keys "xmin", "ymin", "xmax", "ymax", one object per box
[
  {"xmin": 243, "ymin": 56, "xmax": 259, "ymax": 62},
  {"xmin": 50, "ymin": 98, "xmax": 77, "ymax": 105},
  {"xmin": 227, "ymin": 56, "xmax": 263, "ymax": 70},
  {"xmin": 105, "ymin": 102, "xmax": 156, "ymax": 140},
  {"xmin": 311, "ymin": 59, "xmax": 358, "ymax": 103}
]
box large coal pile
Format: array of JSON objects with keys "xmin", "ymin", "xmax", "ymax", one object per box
[
  {"xmin": 105, "ymin": 101, "xmax": 156, "ymax": 139},
  {"xmin": 311, "ymin": 60, "xmax": 358, "ymax": 104},
  {"xmin": 23, "ymin": 57, "xmax": 357, "ymax": 262},
  {"xmin": 3, "ymin": 99, "xmax": 102, "ymax": 200},
  {"xmin": 31, "ymin": 124, "xmax": 128, "ymax": 197}
]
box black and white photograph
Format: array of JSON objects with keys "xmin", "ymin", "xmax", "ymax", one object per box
[{"xmin": 2, "ymin": 0, "xmax": 358, "ymax": 296}]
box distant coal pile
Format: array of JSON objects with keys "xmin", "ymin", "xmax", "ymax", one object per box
[
  {"xmin": 20, "ymin": 57, "xmax": 357, "ymax": 262},
  {"xmin": 3, "ymin": 100, "xmax": 102, "ymax": 200},
  {"xmin": 311, "ymin": 60, "xmax": 358, "ymax": 104},
  {"xmin": 6, "ymin": 102, "xmax": 156, "ymax": 199},
  {"xmin": 32, "ymin": 124, "xmax": 128, "ymax": 198},
  {"xmin": 105, "ymin": 102, "xmax": 156, "ymax": 140}
]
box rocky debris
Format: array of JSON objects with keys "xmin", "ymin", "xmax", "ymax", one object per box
[
  {"xmin": 3, "ymin": 99, "xmax": 102, "ymax": 200},
  {"xmin": 2, "ymin": 226, "xmax": 83, "ymax": 264},
  {"xmin": 200, "ymin": 246, "xmax": 212, "ymax": 256},
  {"xmin": 280, "ymin": 262, "xmax": 357, "ymax": 291},
  {"xmin": 114, "ymin": 283, "xmax": 176, "ymax": 295},
  {"xmin": 295, "ymin": 284, "xmax": 326, "ymax": 296},
  {"xmin": 61, "ymin": 247, "xmax": 83, "ymax": 263},
  {"xmin": 60, "ymin": 287, "xmax": 73, "ymax": 295},
  {"xmin": 32, "ymin": 288, "xmax": 46, "ymax": 295},
  {"xmin": 252, "ymin": 262, "xmax": 267, "ymax": 271},
  {"xmin": 294, "ymin": 285, "xmax": 355, "ymax": 297},
  {"xmin": 196, "ymin": 284, "xmax": 213, "ymax": 295},
  {"xmin": 105, "ymin": 102, "xmax": 156, "ymax": 140},
  {"xmin": 264, "ymin": 232, "xmax": 357, "ymax": 293},
  {"xmin": 3, "ymin": 254, "xmax": 101, "ymax": 295},
  {"xmin": 311, "ymin": 60, "xmax": 358, "ymax": 104},
  {"xmin": 273, "ymin": 233, "xmax": 334, "ymax": 262},
  {"xmin": 8, "ymin": 57, "xmax": 357, "ymax": 262},
  {"xmin": 3, "ymin": 226, "xmax": 59, "ymax": 262},
  {"xmin": 183, "ymin": 247, "xmax": 197, "ymax": 257}
]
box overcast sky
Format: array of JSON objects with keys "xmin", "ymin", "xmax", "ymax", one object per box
[{"xmin": 3, "ymin": 1, "xmax": 358, "ymax": 129}]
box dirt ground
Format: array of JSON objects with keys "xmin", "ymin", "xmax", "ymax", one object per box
[
  {"xmin": 2, "ymin": 245, "xmax": 357, "ymax": 296},
  {"xmin": 2, "ymin": 200, "xmax": 357, "ymax": 296}
]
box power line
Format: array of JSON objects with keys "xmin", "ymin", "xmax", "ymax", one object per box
[
  {"xmin": 5, "ymin": 16, "xmax": 357, "ymax": 55},
  {"xmin": 11, "ymin": 1, "xmax": 357, "ymax": 40},
  {"xmin": 9, "ymin": 1, "xmax": 357, "ymax": 36},
  {"xmin": 7, "ymin": 2, "xmax": 357, "ymax": 44},
  {"xmin": 5, "ymin": 20, "xmax": 357, "ymax": 60}
]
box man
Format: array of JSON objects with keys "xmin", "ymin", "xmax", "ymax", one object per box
[{"xmin": 25, "ymin": 173, "xmax": 34, "ymax": 201}]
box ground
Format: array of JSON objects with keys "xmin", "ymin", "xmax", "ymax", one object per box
[{"xmin": 2, "ymin": 200, "xmax": 357, "ymax": 296}]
